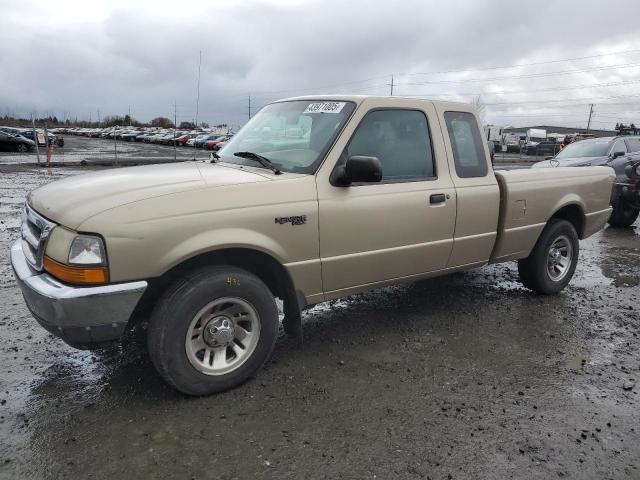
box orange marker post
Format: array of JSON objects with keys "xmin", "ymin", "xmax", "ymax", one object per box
[{"xmin": 46, "ymin": 143, "xmax": 55, "ymax": 167}]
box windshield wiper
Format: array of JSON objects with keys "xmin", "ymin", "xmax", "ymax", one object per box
[{"xmin": 233, "ymin": 151, "xmax": 282, "ymax": 175}]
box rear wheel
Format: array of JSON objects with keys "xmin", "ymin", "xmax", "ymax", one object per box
[
  {"xmin": 147, "ymin": 265, "xmax": 279, "ymax": 395},
  {"xmin": 608, "ymin": 193, "xmax": 639, "ymax": 228},
  {"xmin": 518, "ymin": 219, "xmax": 579, "ymax": 294}
]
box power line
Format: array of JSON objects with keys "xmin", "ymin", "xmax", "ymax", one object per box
[
  {"xmin": 404, "ymin": 48, "xmax": 640, "ymax": 76},
  {"xmin": 394, "ymin": 78, "xmax": 640, "ymax": 98},
  {"xmin": 222, "ymin": 48, "xmax": 640, "ymax": 100},
  {"xmin": 484, "ymin": 93, "xmax": 640, "ymax": 106},
  {"xmin": 394, "ymin": 62, "xmax": 640, "ymax": 85}
]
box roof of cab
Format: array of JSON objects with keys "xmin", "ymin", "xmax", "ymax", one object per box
[{"xmin": 274, "ymin": 94, "xmax": 472, "ymax": 109}]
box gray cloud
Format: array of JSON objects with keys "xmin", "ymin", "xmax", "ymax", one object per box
[{"xmin": 1, "ymin": 0, "xmax": 640, "ymax": 128}]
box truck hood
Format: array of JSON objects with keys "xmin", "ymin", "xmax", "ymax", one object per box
[
  {"xmin": 28, "ymin": 162, "xmax": 272, "ymax": 229},
  {"xmin": 531, "ymin": 156, "xmax": 609, "ymax": 168}
]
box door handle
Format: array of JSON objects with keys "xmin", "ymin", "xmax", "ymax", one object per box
[{"xmin": 430, "ymin": 193, "xmax": 446, "ymax": 204}]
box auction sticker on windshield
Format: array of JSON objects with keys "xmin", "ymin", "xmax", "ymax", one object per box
[{"xmin": 304, "ymin": 102, "xmax": 346, "ymax": 114}]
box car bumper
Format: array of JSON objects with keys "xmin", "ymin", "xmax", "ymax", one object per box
[{"xmin": 10, "ymin": 239, "xmax": 147, "ymax": 348}]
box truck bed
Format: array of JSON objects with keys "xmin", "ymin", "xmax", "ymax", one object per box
[{"xmin": 490, "ymin": 166, "xmax": 615, "ymax": 263}]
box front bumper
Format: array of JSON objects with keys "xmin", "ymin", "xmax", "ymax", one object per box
[{"xmin": 10, "ymin": 239, "xmax": 147, "ymax": 348}]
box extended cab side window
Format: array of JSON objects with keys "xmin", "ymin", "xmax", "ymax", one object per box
[
  {"xmin": 346, "ymin": 109, "xmax": 435, "ymax": 183},
  {"xmin": 444, "ymin": 111, "xmax": 488, "ymax": 178}
]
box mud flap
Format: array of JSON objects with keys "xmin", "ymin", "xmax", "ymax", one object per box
[{"xmin": 282, "ymin": 293, "xmax": 304, "ymax": 343}]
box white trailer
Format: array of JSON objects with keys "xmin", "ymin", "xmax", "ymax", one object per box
[{"xmin": 526, "ymin": 128, "xmax": 547, "ymax": 146}]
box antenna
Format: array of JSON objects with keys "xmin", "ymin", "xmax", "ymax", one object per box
[{"xmin": 390, "ymin": 74, "xmax": 394, "ymax": 96}]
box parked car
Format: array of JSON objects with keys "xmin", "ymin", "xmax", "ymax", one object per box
[
  {"xmin": 531, "ymin": 136, "xmax": 640, "ymax": 168},
  {"xmin": 487, "ymin": 140, "xmax": 496, "ymax": 163},
  {"xmin": 19, "ymin": 130, "xmax": 63, "ymax": 147},
  {"xmin": 607, "ymin": 152, "xmax": 640, "ymax": 227},
  {"xmin": 203, "ymin": 136, "xmax": 229, "ymax": 150},
  {"xmin": 533, "ymin": 136, "xmax": 640, "ymax": 227},
  {"xmin": 121, "ymin": 130, "xmax": 143, "ymax": 142},
  {"xmin": 12, "ymin": 95, "xmax": 615, "ymax": 396},
  {"xmin": 175, "ymin": 134, "xmax": 193, "ymax": 146},
  {"xmin": 194, "ymin": 133, "xmax": 220, "ymax": 148},
  {"xmin": 0, "ymin": 131, "xmax": 35, "ymax": 152},
  {"xmin": 524, "ymin": 141, "xmax": 562, "ymax": 157},
  {"xmin": 502, "ymin": 133, "xmax": 523, "ymax": 152}
]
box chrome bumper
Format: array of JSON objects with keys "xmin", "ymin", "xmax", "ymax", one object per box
[{"xmin": 11, "ymin": 239, "xmax": 147, "ymax": 348}]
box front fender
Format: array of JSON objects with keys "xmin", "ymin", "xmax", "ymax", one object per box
[{"xmin": 159, "ymin": 228, "xmax": 289, "ymax": 275}]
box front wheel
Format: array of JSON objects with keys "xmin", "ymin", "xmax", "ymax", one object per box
[
  {"xmin": 147, "ymin": 265, "xmax": 279, "ymax": 395},
  {"xmin": 518, "ymin": 219, "xmax": 579, "ymax": 294},
  {"xmin": 16, "ymin": 143, "xmax": 29, "ymax": 153},
  {"xmin": 608, "ymin": 193, "xmax": 639, "ymax": 228}
]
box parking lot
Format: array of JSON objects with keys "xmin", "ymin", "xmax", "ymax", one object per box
[
  {"xmin": 0, "ymin": 145, "xmax": 639, "ymax": 479},
  {"xmin": 0, "ymin": 135, "xmax": 214, "ymax": 166}
]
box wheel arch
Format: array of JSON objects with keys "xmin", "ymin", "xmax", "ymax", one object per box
[
  {"xmin": 131, "ymin": 247, "xmax": 304, "ymax": 328},
  {"xmin": 548, "ymin": 203, "xmax": 586, "ymax": 239}
]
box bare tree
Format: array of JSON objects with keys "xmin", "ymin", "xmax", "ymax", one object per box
[{"xmin": 472, "ymin": 95, "xmax": 486, "ymax": 124}]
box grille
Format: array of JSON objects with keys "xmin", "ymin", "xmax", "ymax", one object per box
[{"xmin": 20, "ymin": 204, "xmax": 56, "ymax": 271}]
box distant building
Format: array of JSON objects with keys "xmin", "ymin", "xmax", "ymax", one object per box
[{"xmin": 503, "ymin": 125, "xmax": 616, "ymax": 138}]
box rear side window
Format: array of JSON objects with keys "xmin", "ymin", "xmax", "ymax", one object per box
[
  {"xmin": 444, "ymin": 111, "xmax": 488, "ymax": 178},
  {"xmin": 346, "ymin": 109, "xmax": 435, "ymax": 182},
  {"xmin": 625, "ymin": 137, "xmax": 640, "ymax": 153}
]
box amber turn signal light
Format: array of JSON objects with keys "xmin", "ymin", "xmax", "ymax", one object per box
[{"xmin": 43, "ymin": 256, "xmax": 109, "ymax": 285}]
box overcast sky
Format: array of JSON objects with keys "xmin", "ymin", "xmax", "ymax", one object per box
[{"xmin": 2, "ymin": 0, "xmax": 640, "ymax": 129}]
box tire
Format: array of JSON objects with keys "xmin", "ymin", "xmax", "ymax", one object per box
[
  {"xmin": 16, "ymin": 143, "xmax": 29, "ymax": 153},
  {"xmin": 608, "ymin": 193, "xmax": 639, "ymax": 228},
  {"xmin": 518, "ymin": 219, "xmax": 579, "ymax": 294},
  {"xmin": 147, "ymin": 265, "xmax": 278, "ymax": 396}
]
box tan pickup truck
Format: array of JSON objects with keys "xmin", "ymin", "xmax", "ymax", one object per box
[{"xmin": 12, "ymin": 96, "xmax": 614, "ymax": 395}]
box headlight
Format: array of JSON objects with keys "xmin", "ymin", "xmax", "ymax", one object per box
[
  {"xmin": 68, "ymin": 235, "xmax": 106, "ymax": 265},
  {"xmin": 43, "ymin": 229, "xmax": 109, "ymax": 285}
]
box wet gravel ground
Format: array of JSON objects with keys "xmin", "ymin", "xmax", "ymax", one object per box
[{"xmin": 0, "ymin": 164, "xmax": 639, "ymax": 480}]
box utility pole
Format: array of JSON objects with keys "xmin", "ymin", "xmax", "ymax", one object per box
[
  {"xmin": 31, "ymin": 114, "xmax": 41, "ymax": 166},
  {"xmin": 194, "ymin": 50, "xmax": 202, "ymax": 160},
  {"xmin": 89, "ymin": 111, "xmax": 92, "ymax": 125},
  {"xmin": 128, "ymin": 105, "xmax": 131, "ymax": 126},
  {"xmin": 586, "ymin": 104, "xmax": 594, "ymax": 133},
  {"xmin": 173, "ymin": 101, "xmax": 177, "ymax": 162},
  {"xmin": 390, "ymin": 75, "xmax": 394, "ymax": 96},
  {"xmin": 113, "ymin": 119, "xmax": 118, "ymax": 166},
  {"xmin": 97, "ymin": 108, "xmax": 101, "ymax": 126},
  {"xmin": 248, "ymin": 94, "xmax": 251, "ymax": 119}
]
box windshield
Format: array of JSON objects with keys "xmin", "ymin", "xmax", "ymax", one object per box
[
  {"xmin": 555, "ymin": 140, "xmax": 610, "ymax": 159},
  {"xmin": 218, "ymin": 99, "xmax": 356, "ymax": 174}
]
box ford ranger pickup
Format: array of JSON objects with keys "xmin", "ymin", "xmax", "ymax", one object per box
[{"xmin": 11, "ymin": 96, "xmax": 615, "ymax": 395}]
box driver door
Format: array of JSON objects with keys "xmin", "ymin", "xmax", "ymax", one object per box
[{"xmin": 316, "ymin": 102, "xmax": 456, "ymax": 297}]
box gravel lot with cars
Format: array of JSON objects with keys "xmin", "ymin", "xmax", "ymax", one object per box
[
  {"xmin": 0, "ymin": 163, "xmax": 638, "ymax": 479},
  {"xmin": 0, "ymin": 135, "xmax": 214, "ymax": 166}
]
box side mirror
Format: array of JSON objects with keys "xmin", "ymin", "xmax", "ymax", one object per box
[
  {"xmin": 334, "ymin": 155, "xmax": 383, "ymax": 185},
  {"xmin": 545, "ymin": 156, "xmax": 553, "ymax": 160},
  {"xmin": 612, "ymin": 151, "xmax": 625, "ymax": 159}
]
